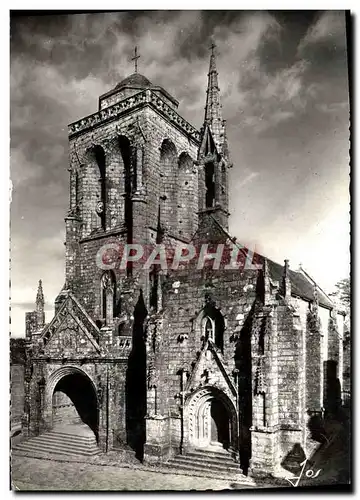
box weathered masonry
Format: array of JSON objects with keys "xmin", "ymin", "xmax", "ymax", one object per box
[{"xmin": 16, "ymin": 45, "xmax": 346, "ymax": 477}]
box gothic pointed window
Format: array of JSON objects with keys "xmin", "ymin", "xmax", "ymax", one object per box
[
  {"xmin": 160, "ymin": 139, "xmax": 177, "ymax": 229},
  {"xmin": 205, "ymin": 162, "xmax": 215, "ymax": 208},
  {"xmin": 202, "ymin": 307, "xmax": 224, "ymax": 352},
  {"xmin": 149, "ymin": 269, "xmax": 159, "ymax": 312},
  {"xmin": 118, "ymin": 136, "xmax": 133, "ymax": 275},
  {"xmin": 94, "ymin": 146, "xmax": 106, "ymax": 231},
  {"xmin": 100, "ymin": 271, "xmax": 116, "ymax": 323},
  {"xmin": 204, "ymin": 317, "xmax": 215, "ymax": 341},
  {"xmin": 177, "ymin": 152, "xmax": 194, "ymax": 239}
]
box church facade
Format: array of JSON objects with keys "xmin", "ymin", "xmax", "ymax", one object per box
[{"xmin": 19, "ymin": 47, "xmax": 346, "ymax": 477}]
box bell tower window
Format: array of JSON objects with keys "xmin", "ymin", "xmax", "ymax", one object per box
[
  {"xmin": 94, "ymin": 146, "xmax": 106, "ymax": 231},
  {"xmin": 205, "ymin": 162, "xmax": 215, "ymax": 208},
  {"xmin": 118, "ymin": 136, "xmax": 133, "ymax": 275}
]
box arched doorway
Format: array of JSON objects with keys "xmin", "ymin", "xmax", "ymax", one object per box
[
  {"xmin": 186, "ymin": 387, "xmax": 237, "ymax": 451},
  {"xmin": 48, "ymin": 367, "xmax": 98, "ymax": 441},
  {"xmin": 210, "ymin": 399, "xmax": 230, "ymax": 447}
]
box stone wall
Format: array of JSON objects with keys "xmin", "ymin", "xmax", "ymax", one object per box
[
  {"xmin": 277, "ymin": 305, "xmax": 303, "ymax": 429},
  {"xmin": 305, "ymin": 305, "xmax": 322, "ymax": 412},
  {"xmin": 10, "ymin": 339, "xmax": 26, "ymax": 431},
  {"xmin": 144, "ymin": 260, "xmax": 260, "ymax": 463},
  {"xmin": 11, "ymin": 364, "xmax": 25, "ymax": 428}
]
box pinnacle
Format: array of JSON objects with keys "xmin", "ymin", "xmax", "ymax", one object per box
[
  {"xmin": 36, "ymin": 279, "xmax": 44, "ymax": 304},
  {"xmin": 203, "ymin": 40, "xmax": 223, "ymax": 149}
]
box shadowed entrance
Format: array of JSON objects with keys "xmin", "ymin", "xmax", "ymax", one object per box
[
  {"xmin": 210, "ymin": 398, "xmax": 230, "ymax": 447},
  {"xmin": 52, "ymin": 372, "xmax": 98, "ymax": 440}
]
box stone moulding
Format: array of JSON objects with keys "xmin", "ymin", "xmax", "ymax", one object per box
[
  {"xmin": 32, "ymin": 356, "xmax": 131, "ymax": 363},
  {"xmin": 149, "ymin": 92, "xmax": 200, "ymax": 141},
  {"xmin": 68, "ymin": 90, "xmax": 201, "ymax": 143}
]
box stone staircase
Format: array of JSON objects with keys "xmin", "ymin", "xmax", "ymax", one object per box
[
  {"xmin": 52, "ymin": 405, "xmax": 82, "ymax": 427},
  {"xmin": 165, "ymin": 447, "xmax": 252, "ymax": 481},
  {"xmin": 11, "ymin": 424, "xmax": 100, "ymax": 459}
]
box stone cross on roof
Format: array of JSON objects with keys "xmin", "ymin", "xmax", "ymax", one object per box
[{"xmin": 131, "ymin": 46, "xmax": 140, "ymax": 73}]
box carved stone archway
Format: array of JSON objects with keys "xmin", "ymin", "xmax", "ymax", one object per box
[
  {"xmin": 184, "ymin": 386, "xmax": 238, "ymax": 452},
  {"xmin": 44, "ymin": 366, "xmax": 99, "ymax": 438}
]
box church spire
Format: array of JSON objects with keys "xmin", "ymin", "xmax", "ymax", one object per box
[
  {"xmin": 204, "ymin": 40, "xmax": 223, "ymax": 150},
  {"xmin": 36, "ymin": 279, "xmax": 45, "ymax": 328},
  {"xmin": 198, "ymin": 40, "xmax": 230, "ymax": 231}
]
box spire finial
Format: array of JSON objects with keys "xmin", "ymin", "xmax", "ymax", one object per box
[
  {"xmin": 204, "ymin": 38, "xmax": 222, "ymax": 137},
  {"xmin": 36, "ymin": 279, "xmax": 45, "ymax": 329},
  {"xmin": 131, "ymin": 46, "xmax": 140, "ymax": 73},
  {"xmin": 36, "ymin": 279, "xmax": 44, "ymax": 302},
  {"xmin": 208, "ymin": 38, "xmax": 217, "ymax": 74}
]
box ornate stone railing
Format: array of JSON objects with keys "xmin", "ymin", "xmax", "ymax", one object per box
[
  {"xmin": 68, "ymin": 92, "xmax": 147, "ymax": 137},
  {"xmin": 113, "ymin": 336, "xmax": 132, "ymax": 355},
  {"xmin": 68, "ymin": 90, "xmax": 201, "ymax": 142},
  {"xmin": 149, "ymin": 92, "xmax": 201, "ymax": 141}
]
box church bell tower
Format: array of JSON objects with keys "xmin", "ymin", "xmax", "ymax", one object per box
[
  {"xmin": 64, "ymin": 47, "xmax": 200, "ymax": 321},
  {"xmin": 198, "ymin": 42, "xmax": 231, "ymax": 230}
]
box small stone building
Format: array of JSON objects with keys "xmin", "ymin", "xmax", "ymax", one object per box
[{"xmin": 18, "ymin": 47, "xmax": 346, "ymax": 476}]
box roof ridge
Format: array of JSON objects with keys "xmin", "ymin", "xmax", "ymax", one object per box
[{"xmin": 296, "ymin": 266, "xmax": 334, "ymax": 304}]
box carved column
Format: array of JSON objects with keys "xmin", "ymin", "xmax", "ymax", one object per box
[
  {"xmin": 249, "ymin": 308, "xmax": 280, "ymax": 477},
  {"xmin": 135, "ymin": 145, "xmax": 144, "ymax": 193},
  {"xmin": 102, "ymin": 274, "xmax": 114, "ymax": 327},
  {"xmin": 143, "ymin": 317, "xmax": 170, "ymax": 464}
]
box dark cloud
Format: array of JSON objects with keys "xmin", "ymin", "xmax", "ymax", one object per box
[{"xmin": 10, "ymin": 11, "xmax": 350, "ymax": 337}]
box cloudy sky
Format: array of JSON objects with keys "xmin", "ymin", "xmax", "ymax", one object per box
[{"xmin": 10, "ymin": 10, "xmax": 350, "ymax": 337}]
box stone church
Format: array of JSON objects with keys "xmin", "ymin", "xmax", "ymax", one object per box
[{"xmin": 14, "ymin": 46, "xmax": 346, "ymax": 477}]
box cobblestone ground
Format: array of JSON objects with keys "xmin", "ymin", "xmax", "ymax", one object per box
[{"xmin": 11, "ymin": 456, "xmax": 253, "ymax": 491}]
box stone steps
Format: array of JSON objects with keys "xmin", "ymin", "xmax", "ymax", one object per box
[
  {"xmin": 185, "ymin": 448, "xmax": 239, "ymax": 463},
  {"xmin": 12, "ymin": 427, "xmax": 100, "ymax": 458},
  {"xmin": 165, "ymin": 448, "xmax": 252, "ymax": 481},
  {"xmin": 52, "ymin": 416, "xmax": 82, "ymax": 425},
  {"xmin": 167, "ymin": 456, "xmax": 240, "ymax": 474}
]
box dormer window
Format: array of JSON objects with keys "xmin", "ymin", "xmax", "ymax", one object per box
[{"xmin": 204, "ymin": 317, "xmax": 215, "ymax": 342}]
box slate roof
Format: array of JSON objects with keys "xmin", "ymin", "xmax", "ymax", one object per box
[
  {"xmin": 266, "ymin": 258, "xmax": 333, "ymax": 309},
  {"xmin": 102, "ymin": 72, "xmax": 179, "ymax": 108},
  {"xmin": 115, "ymin": 72, "xmax": 152, "ymax": 89},
  {"xmin": 194, "ymin": 214, "xmax": 334, "ymax": 310}
]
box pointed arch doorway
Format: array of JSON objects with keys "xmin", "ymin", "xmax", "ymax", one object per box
[
  {"xmin": 210, "ymin": 398, "xmax": 230, "ymax": 446},
  {"xmin": 186, "ymin": 387, "xmax": 237, "ymax": 451}
]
